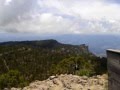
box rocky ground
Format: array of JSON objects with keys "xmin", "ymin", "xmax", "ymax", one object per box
[{"xmin": 10, "ymin": 74, "xmax": 108, "ymax": 90}]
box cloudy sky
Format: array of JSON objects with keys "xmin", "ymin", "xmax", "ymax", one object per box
[{"xmin": 0, "ymin": 0, "xmax": 120, "ymax": 35}]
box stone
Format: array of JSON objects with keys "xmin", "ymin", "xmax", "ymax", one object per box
[
  {"xmin": 49, "ymin": 76, "xmax": 57, "ymax": 80},
  {"xmin": 11, "ymin": 74, "xmax": 108, "ymax": 90}
]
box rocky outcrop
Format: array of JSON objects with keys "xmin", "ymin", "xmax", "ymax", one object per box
[{"xmin": 11, "ymin": 74, "xmax": 108, "ymax": 90}]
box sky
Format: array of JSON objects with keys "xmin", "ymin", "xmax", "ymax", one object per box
[{"xmin": 0, "ymin": 0, "xmax": 120, "ymax": 35}]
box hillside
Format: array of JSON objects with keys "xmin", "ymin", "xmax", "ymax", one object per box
[{"xmin": 0, "ymin": 39, "xmax": 107, "ymax": 89}]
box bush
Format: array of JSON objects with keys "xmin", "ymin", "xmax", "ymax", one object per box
[
  {"xmin": 76, "ymin": 69, "xmax": 94, "ymax": 76},
  {"xmin": 0, "ymin": 70, "xmax": 28, "ymax": 89},
  {"xmin": 50, "ymin": 56, "xmax": 96, "ymax": 76}
]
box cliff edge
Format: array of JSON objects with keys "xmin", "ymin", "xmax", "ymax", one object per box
[{"xmin": 10, "ymin": 74, "xmax": 108, "ymax": 90}]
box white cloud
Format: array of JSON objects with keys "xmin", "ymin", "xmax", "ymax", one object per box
[
  {"xmin": 0, "ymin": 0, "xmax": 120, "ymax": 34},
  {"xmin": 5, "ymin": 0, "xmax": 12, "ymax": 5},
  {"xmin": 38, "ymin": 0, "xmax": 120, "ymax": 20},
  {"xmin": 3, "ymin": 13, "xmax": 77, "ymax": 34}
]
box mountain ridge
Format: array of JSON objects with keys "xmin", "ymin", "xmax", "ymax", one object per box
[
  {"xmin": 0, "ymin": 39, "xmax": 91, "ymax": 55},
  {"xmin": 1, "ymin": 34, "xmax": 120, "ymax": 56}
]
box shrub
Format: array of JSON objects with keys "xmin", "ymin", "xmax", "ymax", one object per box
[
  {"xmin": 76, "ymin": 69, "xmax": 94, "ymax": 76},
  {"xmin": 51, "ymin": 56, "xmax": 95, "ymax": 76},
  {"xmin": 0, "ymin": 70, "xmax": 28, "ymax": 89}
]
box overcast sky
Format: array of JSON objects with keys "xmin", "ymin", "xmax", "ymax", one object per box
[{"xmin": 0, "ymin": 0, "xmax": 120, "ymax": 35}]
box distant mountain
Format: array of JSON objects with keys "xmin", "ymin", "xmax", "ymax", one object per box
[
  {"xmin": 0, "ymin": 39, "xmax": 90, "ymax": 55},
  {"xmin": 41, "ymin": 34, "xmax": 120, "ymax": 56},
  {"xmin": 1, "ymin": 33, "xmax": 120, "ymax": 56}
]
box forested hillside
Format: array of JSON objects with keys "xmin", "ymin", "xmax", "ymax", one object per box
[{"xmin": 0, "ymin": 39, "xmax": 107, "ymax": 89}]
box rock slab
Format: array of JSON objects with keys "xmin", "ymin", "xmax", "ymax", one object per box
[{"xmin": 11, "ymin": 74, "xmax": 108, "ymax": 90}]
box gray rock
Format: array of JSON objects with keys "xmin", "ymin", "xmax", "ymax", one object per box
[{"xmin": 11, "ymin": 74, "xmax": 108, "ymax": 90}]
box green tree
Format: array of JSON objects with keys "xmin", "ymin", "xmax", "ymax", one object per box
[
  {"xmin": 51, "ymin": 56, "xmax": 95, "ymax": 76},
  {"xmin": 0, "ymin": 70, "xmax": 28, "ymax": 89}
]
